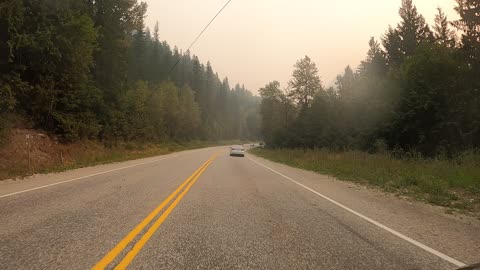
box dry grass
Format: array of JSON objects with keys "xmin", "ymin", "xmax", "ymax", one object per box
[
  {"xmin": 250, "ymin": 148, "xmax": 480, "ymax": 213},
  {"xmin": 0, "ymin": 128, "xmax": 243, "ymax": 180},
  {"xmin": 49, "ymin": 140, "xmax": 242, "ymax": 174}
]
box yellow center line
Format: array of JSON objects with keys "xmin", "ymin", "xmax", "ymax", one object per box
[
  {"xmin": 93, "ymin": 154, "xmax": 216, "ymax": 270},
  {"xmin": 114, "ymin": 154, "xmax": 217, "ymax": 270}
]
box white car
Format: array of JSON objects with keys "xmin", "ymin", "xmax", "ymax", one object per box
[{"xmin": 229, "ymin": 145, "xmax": 245, "ymax": 157}]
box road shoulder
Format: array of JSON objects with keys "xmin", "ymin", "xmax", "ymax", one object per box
[{"xmin": 247, "ymin": 154, "xmax": 480, "ymax": 265}]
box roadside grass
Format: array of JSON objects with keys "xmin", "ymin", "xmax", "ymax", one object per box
[
  {"xmin": 249, "ymin": 148, "xmax": 480, "ymax": 214},
  {"xmin": 53, "ymin": 140, "xmax": 244, "ymax": 172},
  {"xmin": 1, "ymin": 140, "xmax": 243, "ymax": 180}
]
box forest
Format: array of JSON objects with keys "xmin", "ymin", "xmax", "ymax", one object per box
[
  {"xmin": 259, "ymin": 0, "xmax": 479, "ymax": 157},
  {"xmin": 1, "ymin": 0, "xmax": 479, "ymax": 158},
  {"xmin": 0, "ymin": 0, "xmax": 260, "ymax": 144}
]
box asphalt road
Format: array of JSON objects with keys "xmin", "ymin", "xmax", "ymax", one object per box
[{"xmin": 1, "ymin": 146, "xmax": 479, "ymax": 270}]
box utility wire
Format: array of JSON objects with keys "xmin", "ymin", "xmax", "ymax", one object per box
[
  {"xmin": 1, "ymin": 0, "xmax": 233, "ymax": 73},
  {"xmin": 168, "ymin": 0, "xmax": 233, "ymax": 74}
]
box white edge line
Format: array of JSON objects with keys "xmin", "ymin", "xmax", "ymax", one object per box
[
  {"xmin": 247, "ymin": 156, "xmax": 466, "ymax": 267},
  {"xmin": 0, "ymin": 153, "xmax": 188, "ymax": 199}
]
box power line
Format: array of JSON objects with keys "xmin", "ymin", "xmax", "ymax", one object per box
[{"xmin": 168, "ymin": 0, "xmax": 233, "ymax": 74}]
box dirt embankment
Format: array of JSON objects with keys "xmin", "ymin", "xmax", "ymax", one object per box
[
  {"xmin": 0, "ymin": 128, "xmax": 232, "ymax": 180},
  {"xmin": 0, "ymin": 129, "xmax": 105, "ymax": 180}
]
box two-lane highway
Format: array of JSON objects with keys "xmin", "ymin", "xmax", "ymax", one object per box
[{"xmin": 0, "ymin": 146, "xmax": 479, "ymax": 269}]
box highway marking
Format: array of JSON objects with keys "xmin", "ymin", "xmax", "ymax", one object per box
[
  {"xmin": 93, "ymin": 154, "xmax": 217, "ymax": 270},
  {"xmin": 247, "ymin": 157, "xmax": 466, "ymax": 268},
  {"xmin": 114, "ymin": 154, "xmax": 217, "ymax": 269},
  {"xmin": 0, "ymin": 152, "xmax": 193, "ymax": 199}
]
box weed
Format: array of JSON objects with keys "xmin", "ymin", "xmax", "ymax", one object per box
[
  {"xmin": 250, "ymin": 148, "xmax": 480, "ymax": 211},
  {"xmin": 1, "ymin": 140, "xmax": 245, "ymax": 180}
]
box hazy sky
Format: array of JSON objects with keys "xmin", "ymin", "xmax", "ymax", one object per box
[{"xmin": 144, "ymin": 0, "xmax": 459, "ymax": 93}]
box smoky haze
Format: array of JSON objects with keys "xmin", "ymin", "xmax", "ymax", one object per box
[{"xmin": 144, "ymin": 0, "xmax": 459, "ymax": 93}]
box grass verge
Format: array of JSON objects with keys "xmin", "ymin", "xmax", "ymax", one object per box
[
  {"xmin": 1, "ymin": 139, "xmax": 244, "ymax": 180},
  {"xmin": 250, "ymin": 148, "xmax": 480, "ymax": 215}
]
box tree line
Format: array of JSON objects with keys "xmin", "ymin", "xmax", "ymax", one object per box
[
  {"xmin": 0, "ymin": 0, "xmax": 260, "ymax": 143},
  {"xmin": 259, "ymin": 0, "xmax": 479, "ymax": 157}
]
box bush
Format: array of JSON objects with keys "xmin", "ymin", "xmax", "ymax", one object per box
[
  {"xmin": 373, "ymin": 139, "xmax": 388, "ymax": 154},
  {"xmin": 0, "ymin": 76, "xmax": 18, "ymax": 145}
]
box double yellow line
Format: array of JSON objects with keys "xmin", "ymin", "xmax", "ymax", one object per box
[{"xmin": 93, "ymin": 154, "xmax": 217, "ymax": 270}]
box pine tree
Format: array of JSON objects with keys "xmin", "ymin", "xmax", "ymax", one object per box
[
  {"xmin": 0, "ymin": 0, "xmax": 260, "ymax": 143},
  {"xmin": 259, "ymin": 81, "xmax": 286, "ymax": 145},
  {"xmin": 453, "ymin": 0, "xmax": 480, "ymax": 147},
  {"xmin": 453, "ymin": 0, "xmax": 480, "ymax": 61},
  {"xmin": 382, "ymin": 26, "xmax": 403, "ymax": 67},
  {"xmin": 148, "ymin": 21, "xmax": 161, "ymax": 82},
  {"xmin": 177, "ymin": 85, "xmax": 201, "ymax": 139},
  {"xmin": 89, "ymin": 0, "xmax": 147, "ymax": 105},
  {"xmin": 128, "ymin": 28, "xmax": 147, "ymax": 82},
  {"xmin": 397, "ymin": 0, "xmax": 434, "ymax": 57},
  {"xmin": 359, "ymin": 37, "xmax": 387, "ymax": 77},
  {"xmin": 287, "ymin": 56, "xmax": 322, "ymax": 109},
  {"xmin": 159, "ymin": 81, "xmax": 180, "ymax": 138},
  {"xmin": 336, "ymin": 66, "xmax": 356, "ymax": 101},
  {"xmin": 434, "ymin": 8, "xmax": 456, "ymax": 47},
  {"xmin": 204, "ymin": 61, "xmax": 217, "ymax": 119}
]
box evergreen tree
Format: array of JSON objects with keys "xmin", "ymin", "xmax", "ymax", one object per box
[
  {"xmin": 453, "ymin": 0, "xmax": 480, "ymax": 147},
  {"xmin": 453, "ymin": 0, "xmax": 480, "ymax": 57},
  {"xmin": 0, "ymin": 0, "xmax": 259, "ymax": 143},
  {"xmin": 336, "ymin": 66, "xmax": 356, "ymax": 100},
  {"xmin": 397, "ymin": 0, "xmax": 434, "ymax": 57},
  {"xmin": 382, "ymin": 26, "xmax": 403, "ymax": 67},
  {"xmin": 434, "ymin": 8, "xmax": 457, "ymax": 47},
  {"xmin": 177, "ymin": 85, "xmax": 201, "ymax": 139},
  {"xmin": 288, "ymin": 56, "xmax": 322, "ymax": 109},
  {"xmin": 358, "ymin": 37, "xmax": 388, "ymax": 77}
]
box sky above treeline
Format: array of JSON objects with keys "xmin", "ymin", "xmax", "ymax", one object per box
[{"xmin": 144, "ymin": 0, "xmax": 460, "ymax": 93}]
